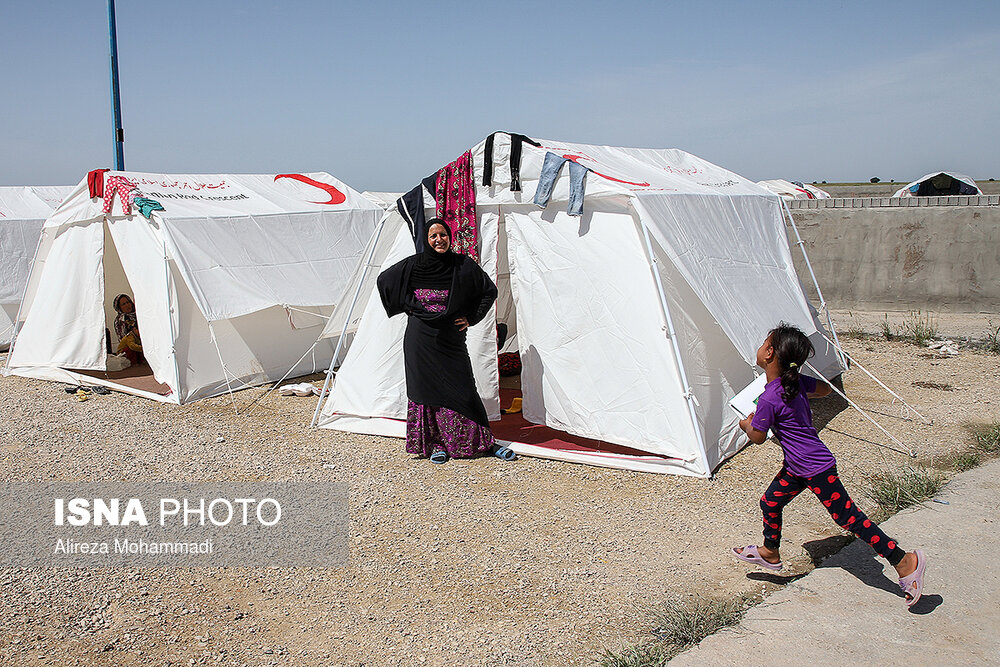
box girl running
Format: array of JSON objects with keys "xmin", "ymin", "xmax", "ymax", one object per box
[{"xmin": 731, "ymin": 322, "xmax": 927, "ymax": 607}]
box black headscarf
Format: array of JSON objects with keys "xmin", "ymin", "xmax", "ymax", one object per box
[{"xmin": 408, "ymin": 218, "xmax": 456, "ymax": 290}]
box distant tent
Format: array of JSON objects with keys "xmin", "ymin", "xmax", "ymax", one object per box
[
  {"xmin": 757, "ymin": 179, "xmax": 831, "ymax": 200},
  {"xmin": 5, "ymin": 172, "xmax": 381, "ymax": 403},
  {"xmin": 0, "ymin": 186, "xmax": 73, "ymax": 349},
  {"xmin": 313, "ymin": 135, "xmax": 844, "ymax": 477},
  {"xmin": 362, "ymin": 192, "xmax": 403, "ymax": 209},
  {"xmin": 893, "ymin": 172, "xmax": 980, "ymax": 197}
]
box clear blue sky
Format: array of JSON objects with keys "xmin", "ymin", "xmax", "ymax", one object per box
[{"xmin": 2, "ymin": 1, "xmax": 998, "ymax": 190}]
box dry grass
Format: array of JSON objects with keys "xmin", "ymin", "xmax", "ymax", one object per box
[
  {"xmin": 599, "ymin": 595, "xmax": 756, "ymax": 666},
  {"xmin": 864, "ymin": 467, "xmax": 944, "ymax": 521}
]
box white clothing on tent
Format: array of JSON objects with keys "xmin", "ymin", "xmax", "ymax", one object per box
[
  {"xmin": 0, "ymin": 185, "xmax": 73, "ymax": 349},
  {"xmin": 5, "ymin": 172, "xmax": 381, "ymax": 403},
  {"xmin": 757, "ymin": 179, "xmax": 832, "ymax": 200},
  {"xmin": 314, "ymin": 136, "xmax": 843, "ymax": 477},
  {"xmin": 892, "ymin": 171, "xmax": 981, "ymax": 197}
]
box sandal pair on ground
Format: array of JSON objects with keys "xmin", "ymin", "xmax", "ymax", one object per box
[
  {"xmin": 430, "ymin": 445, "xmax": 517, "ymax": 464},
  {"xmin": 731, "ymin": 544, "xmax": 928, "ymax": 607}
]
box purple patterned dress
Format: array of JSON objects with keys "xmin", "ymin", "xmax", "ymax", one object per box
[{"xmin": 405, "ymin": 289, "xmax": 496, "ymax": 458}]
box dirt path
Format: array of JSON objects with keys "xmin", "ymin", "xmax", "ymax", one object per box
[{"xmin": 2, "ymin": 316, "xmax": 998, "ymax": 666}]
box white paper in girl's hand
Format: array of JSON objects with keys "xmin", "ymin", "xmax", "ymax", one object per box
[{"xmin": 729, "ymin": 374, "xmax": 768, "ymax": 419}]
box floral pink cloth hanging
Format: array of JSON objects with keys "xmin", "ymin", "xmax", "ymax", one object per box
[
  {"xmin": 435, "ymin": 151, "xmax": 478, "ymax": 262},
  {"xmin": 102, "ymin": 175, "xmax": 139, "ymax": 215}
]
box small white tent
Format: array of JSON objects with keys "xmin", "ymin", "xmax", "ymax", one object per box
[
  {"xmin": 5, "ymin": 172, "xmax": 381, "ymax": 403},
  {"xmin": 313, "ymin": 135, "xmax": 843, "ymax": 477},
  {"xmin": 757, "ymin": 179, "xmax": 831, "ymax": 200},
  {"xmin": 0, "ymin": 186, "xmax": 73, "ymax": 349},
  {"xmin": 892, "ymin": 172, "xmax": 980, "ymax": 197}
]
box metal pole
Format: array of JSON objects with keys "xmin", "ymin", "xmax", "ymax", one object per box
[{"xmin": 107, "ymin": 0, "xmax": 125, "ymax": 170}]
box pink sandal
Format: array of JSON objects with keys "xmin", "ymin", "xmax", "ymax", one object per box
[
  {"xmin": 730, "ymin": 544, "xmax": 783, "ymax": 571},
  {"xmin": 898, "ymin": 549, "xmax": 927, "ymax": 607}
]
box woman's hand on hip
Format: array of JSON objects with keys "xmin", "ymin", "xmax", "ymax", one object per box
[{"xmin": 454, "ymin": 317, "xmax": 469, "ymax": 331}]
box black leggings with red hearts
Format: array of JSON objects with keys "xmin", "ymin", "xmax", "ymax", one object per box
[{"xmin": 761, "ymin": 464, "xmax": 905, "ymax": 567}]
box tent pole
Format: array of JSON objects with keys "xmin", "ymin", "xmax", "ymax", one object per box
[
  {"xmin": 161, "ymin": 232, "xmax": 182, "ymax": 401},
  {"xmin": 634, "ymin": 202, "xmax": 713, "ymax": 477},
  {"xmin": 207, "ymin": 321, "xmax": 239, "ymax": 414},
  {"xmin": 780, "ymin": 199, "xmax": 847, "ymax": 370},
  {"xmin": 805, "ymin": 361, "xmax": 917, "ymax": 458},
  {"xmin": 816, "ymin": 331, "xmax": 931, "ymax": 424},
  {"xmin": 310, "ymin": 215, "xmax": 388, "ymax": 428}
]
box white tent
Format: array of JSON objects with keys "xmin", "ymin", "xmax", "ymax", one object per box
[
  {"xmin": 362, "ymin": 192, "xmax": 403, "ymax": 209},
  {"xmin": 5, "ymin": 172, "xmax": 381, "ymax": 403},
  {"xmin": 892, "ymin": 171, "xmax": 980, "ymax": 197},
  {"xmin": 757, "ymin": 179, "xmax": 832, "ymax": 200},
  {"xmin": 313, "ymin": 135, "xmax": 844, "ymax": 477},
  {"xmin": 0, "ymin": 186, "xmax": 74, "ymax": 349}
]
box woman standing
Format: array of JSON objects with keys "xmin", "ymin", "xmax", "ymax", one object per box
[{"xmin": 377, "ymin": 220, "xmax": 515, "ymax": 464}]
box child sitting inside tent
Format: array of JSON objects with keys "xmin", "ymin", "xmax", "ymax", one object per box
[{"xmin": 113, "ymin": 294, "xmax": 143, "ymax": 365}]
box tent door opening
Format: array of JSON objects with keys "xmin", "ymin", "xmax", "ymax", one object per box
[
  {"xmin": 488, "ymin": 208, "xmax": 687, "ymax": 470},
  {"xmin": 73, "ymin": 221, "xmax": 171, "ymax": 397}
]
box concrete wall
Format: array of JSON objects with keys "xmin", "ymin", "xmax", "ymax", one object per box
[{"xmin": 789, "ymin": 206, "xmax": 1000, "ymax": 313}]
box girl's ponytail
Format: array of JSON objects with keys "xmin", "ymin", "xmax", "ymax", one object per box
[{"xmin": 768, "ymin": 323, "xmax": 814, "ymax": 402}]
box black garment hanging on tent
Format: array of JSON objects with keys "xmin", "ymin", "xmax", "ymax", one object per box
[
  {"xmin": 482, "ymin": 131, "xmax": 541, "ymax": 191},
  {"xmin": 396, "ymin": 171, "xmax": 442, "ymax": 253}
]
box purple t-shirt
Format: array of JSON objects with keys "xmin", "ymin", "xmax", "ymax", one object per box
[{"xmin": 751, "ymin": 375, "xmax": 836, "ymax": 478}]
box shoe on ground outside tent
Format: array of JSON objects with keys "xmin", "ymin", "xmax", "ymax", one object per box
[
  {"xmin": 89, "ymin": 385, "xmax": 111, "ymax": 395},
  {"xmin": 430, "ymin": 450, "xmax": 449, "ymax": 464},
  {"xmin": 501, "ymin": 397, "xmax": 522, "ymax": 414},
  {"xmin": 492, "ymin": 444, "xmax": 517, "ymax": 461},
  {"xmin": 898, "ymin": 549, "xmax": 927, "ymax": 607},
  {"xmin": 75, "ymin": 389, "xmax": 90, "ymax": 402},
  {"xmin": 730, "ymin": 545, "xmax": 783, "ymax": 571}
]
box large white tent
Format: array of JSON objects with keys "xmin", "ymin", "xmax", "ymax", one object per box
[
  {"xmin": 0, "ymin": 186, "xmax": 74, "ymax": 349},
  {"xmin": 5, "ymin": 172, "xmax": 381, "ymax": 403},
  {"xmin": 892, "ymin": 171, "xmax": 981, "ymax": 197},
  {"xmin": 313, "ymin": 135, "xmax": 843, "ymax": 477}
]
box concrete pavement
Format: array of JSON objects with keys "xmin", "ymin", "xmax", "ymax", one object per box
[{"xmin": 670, "ymin": 457, "xmax": 1000, "ymax": 666}]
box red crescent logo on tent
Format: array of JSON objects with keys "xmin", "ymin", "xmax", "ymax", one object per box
[{"xmin": 273, "ymin": 174, "xmax": 347, "ymax": 205}]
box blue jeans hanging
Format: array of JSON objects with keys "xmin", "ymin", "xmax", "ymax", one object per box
[{"xmin": 533, "ymin": 152, "xmax": 588, "ymax": 216}]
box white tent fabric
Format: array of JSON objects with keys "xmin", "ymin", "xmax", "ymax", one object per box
[
  {"xmin": 5, "ymin": 172, "xmax": 381, "ymax": 403},
  {"xmin": 892, "ymin": 171, "xmax": 981, "ymax": 197},
  {"xmin": 757, "ymin": 180, "xmax": 831, "ymax": 200},
  {"xmin": 361, "ymin": 192, "xmax": 403, "ymax": 209},
  {"xmin": 0, "ymin": 186, "xmax": 73, "ymax": 348},
  {"xmin": 315, "ymin": 136, "xmax": 843, "ymax": 477}
]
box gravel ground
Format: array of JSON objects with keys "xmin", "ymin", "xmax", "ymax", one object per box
[{"xmin": 2, "ymin": 312, "xmax": 999, "ymax": 666}]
